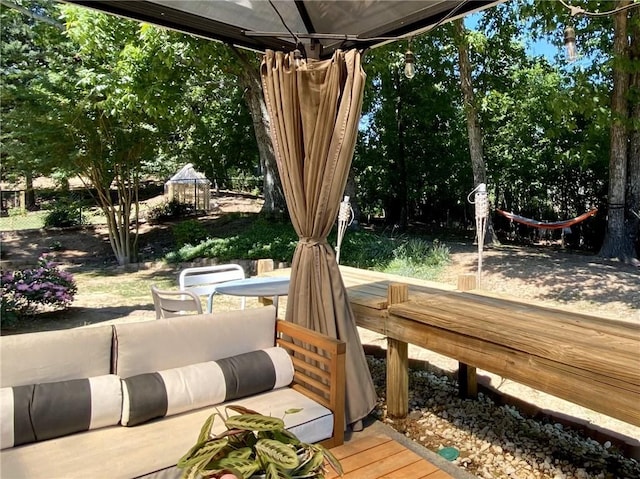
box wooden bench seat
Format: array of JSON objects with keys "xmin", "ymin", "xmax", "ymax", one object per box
[{"xmin": 387, "ymin": 291, "xmax": 640, "ymax": 427}]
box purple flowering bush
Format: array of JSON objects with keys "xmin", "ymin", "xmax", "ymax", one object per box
[{"xmin": 1, "ymin": 255, "xmax": 77, "ymax": 325}]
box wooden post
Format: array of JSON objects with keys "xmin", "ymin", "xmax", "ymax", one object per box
[
  {"xmin": 256, "ymin": 259, "xmax": 274, "ymax": 306},
  {"xmin": 456, "ymin": 274, "xmax": 478, "ymax": 398},
  {"xmin": 386, "ymin": 283, "xmax": 409, "ymax": 418},
  {"xmin": 256, "ymin": 259, "xmax": 274, "ymax": 275},
  {"xmin": 457, "ymin": 273, "xmax": 477, "ymax": 291}
]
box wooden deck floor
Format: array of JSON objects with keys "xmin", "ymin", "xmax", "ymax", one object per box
[{"xmin": 327, "ymin": 434, "xmax": 455, "ymax": 479}]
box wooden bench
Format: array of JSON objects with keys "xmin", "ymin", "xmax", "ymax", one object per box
[
  {"xmin": 386, "ymin": 288, "xmax": 640, "ymax": 426},
  {"xmin": 336, "ymin": 266, "xmax": 640, "ymax": 427}
]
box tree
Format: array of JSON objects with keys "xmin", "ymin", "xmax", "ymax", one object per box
[
  {"xmin": 453, "ymin": 18, "xmax": 498, "ymax": 244},
  {"xmin": 600, "ymin": 1, "xmax": 634, "ymax": 261},
  {"xmin": 524, "ymin": 0, "xmax": 639, "ymax": 261},
  {"xmin": 0, "ymin": 0, "xmax": 67, "ymax": 208},
  {"xmin": 229, "ymin": 46, "xmax": 285, "ymax": 215},
  {"xmin": 4, "ymin": 4, "xmax": 204, "ymax": 264},
  {"xmin": 357, "ymin": 34, "xmax": 470, "ymax": 229},
  {"xmin": 629, "ymin": 8, "xmax": 640, "ymax": 256}
]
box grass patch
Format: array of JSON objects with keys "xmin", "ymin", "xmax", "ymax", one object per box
[
  {"xmin": 166, "ymin": 217, "xmax": 450, "ymax": 281},
  {"xmin": 0, "ymin": 207, "xmax": 107, "ymax": 232},
  {"xmin": 0, "ymin": 210, "xmax": 47, "ymax": 231}
]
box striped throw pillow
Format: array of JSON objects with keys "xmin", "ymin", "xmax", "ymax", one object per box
[
  {"xmin": 121, "ymin": 347, "xmax": 294, "ymax": 427},
  {"xmin": 0, "ymin": 375, "xmax": 122, "ymax": 449}
]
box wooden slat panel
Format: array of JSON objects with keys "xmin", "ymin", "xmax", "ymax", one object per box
[
  {"xmin": 277, "ymin": 339, "xmax": 332, "ymax": 366},
  {"xmin": 343, "ymin": 450, "xmax": 424, "ymax": 478},
  {"xmin": 379, "ymin": 457, "xmax": 440, "ymax": 478},
  {"xmin": 292, "ymin": 371, "xmax": 330, "ymax": 396},
  {"xmin": 328, "ymin": 435, "xmax": 390, "ymax": 460},
  {"xmin": 290, "ymin": 356, "xmax": 330, "ymax": 381},
  {"xmin": 334, "ymin": 441, "xmax": 407, "ymax": 477}
]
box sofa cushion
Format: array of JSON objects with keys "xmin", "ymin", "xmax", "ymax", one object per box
[
  {"xmin": 1, "ymin": 375, "xmax": 122, "ymax": 450},
  {"xmin": 113, "ymin": 306, "xmax": 277, "ymax": 378},
  {"xmin": 0, "ymin": 388, "xmax": 333, "ymax": 479},
  {"xmin": 121, "ymin": 347, "xmax": 294, "ymax": 426},
  {"xmin": 0, "ymin": 325, "xmax": 114, "ymax": 388}
]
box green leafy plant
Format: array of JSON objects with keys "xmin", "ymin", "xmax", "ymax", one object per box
[
  {"xmin": 173, "ymin": 220, "xmax": 209, "ymax": 247},
  {"xmin": 147, "ymin": 199, "xmax": 195, "ymax": 223},
  {"xmin": 178, "ymin": 405, "xmax": 343, "ymax": 479},
  {"xmin": 43, "ymin": 201, "xmax": 86, "ymax": 228}
]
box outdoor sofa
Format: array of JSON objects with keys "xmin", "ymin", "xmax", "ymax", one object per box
[{"xmin": 0, "ymin": 306, "xmax": 346, "ymax": 478}]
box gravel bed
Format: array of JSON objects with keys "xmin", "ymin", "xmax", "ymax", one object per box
[{"xmin": 366, "ymin": 356, "xmax": 640, "ymax": 479}]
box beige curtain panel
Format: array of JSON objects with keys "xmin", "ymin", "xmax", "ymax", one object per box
[{"xmin": 261, "ymin": 49, "xmax": 377, "ymax": 426}]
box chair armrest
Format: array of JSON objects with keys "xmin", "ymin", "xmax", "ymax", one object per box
[{"xmin": 275, "ymin": 320, "xmax": 346, "ymax": 447}]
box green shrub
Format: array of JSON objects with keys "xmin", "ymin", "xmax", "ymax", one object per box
[
  {"xmin": 165, "ymin": 217, "xmax": 450, "ymax": 282},
  {"xmin": 147, "ymin": 199, "xmax": 194, "ymax": 223},
  {"xmin": 383, "ymin": 238, "xmax": 450, "ymax": 280},
  {"xmin": 338, "ymin": 230, "xmax": 398, "ymax": 268},
  {"xmin": 173, "ymin": 220, "xmax": 209, "ymax": 247},
  {"xmin": 43, "ymin": 201, "xmax": 85, "ymax": 228},
  {"xmin": 166, "ymin": 217, "xmax": 298, "ymax": 263}
]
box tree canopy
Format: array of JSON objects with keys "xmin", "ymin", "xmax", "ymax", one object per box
[{"xmin": 2, "ymin": 0, "xmax": 638, "ymax": 261}]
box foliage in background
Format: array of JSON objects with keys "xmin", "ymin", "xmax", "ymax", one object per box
[
  {"xmin": 355, "ymin": 0, "xmax": 617, "ymax": 252},
  {"xmin": 172, "ymin": 219, "xmax": 209, "ymax": 247},
  {"xmin": 146, "ymin": 199, "xmax": 195, "ymax": 224},
  {"xmin": 1, "ymin": 2, "xmax": 264, "ymax": 264},
  {"xmin": 43, "ymin": 200, "xmax": 86, "ymax": 228},
  {"xmin": 3, "ymin": 0, "xmax": 634, "ymax": 257},
  {"xmin": 1, "ymin": 254, "xmax": 77, "ymax": 325},
  {"xmin": 166, "ymin": 218, "xmax": 450, "ymax": 280},
  {"xmin": 358, "ymin": 31, "xmax": 470, "ymax": 229},
  {"xmin": 166, "ymin": 217, "xmax": 298, "ymax": 263}
]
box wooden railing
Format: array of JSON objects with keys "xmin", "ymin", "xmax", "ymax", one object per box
[
  {"xmin": 263, "ymin": 264, "xmax": 640, "ymax": 428},
  {"xmin": 341, "ymin": 267, "xmax": 640, "ymax": 427}
]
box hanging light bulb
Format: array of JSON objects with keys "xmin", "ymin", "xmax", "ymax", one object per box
[
  {"xmin": 404, "ymin": 49, "xmax": 415, "ymax": 79},
  {"xmin": 564, "ymin": 26, "xmax": 577, "ymax": 62}
]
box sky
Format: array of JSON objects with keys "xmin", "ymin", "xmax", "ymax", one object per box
[{"xmin": 465, "ymin": 13, "xmax": 561, "ymax": 64}]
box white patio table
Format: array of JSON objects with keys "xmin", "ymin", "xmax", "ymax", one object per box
[{"xmin": 207, "ymin": 276, "xmax": 290, "ymax": 314}]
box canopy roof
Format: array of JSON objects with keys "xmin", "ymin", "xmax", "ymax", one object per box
[
  {"xmin": 65, "ymin": 0, "xmax": 501, "ymax": 59},
  {"xmin": 166, "ymin": 163, "xmax": 210, "ymax": 184}
]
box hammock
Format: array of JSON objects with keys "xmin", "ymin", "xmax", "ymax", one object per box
[{"xmin": 496, "ymin": 208, "xmax": 598, "ymax": 230}]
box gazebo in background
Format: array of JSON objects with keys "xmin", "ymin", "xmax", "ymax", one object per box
[{"xmin": 165, "ymin": 163, "xmax": 211, "ymax": 212}]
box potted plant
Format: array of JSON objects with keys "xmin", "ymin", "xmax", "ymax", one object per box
[{"xmin": 177, "ymin": 405, "xmax": 343, "ymax": 479}]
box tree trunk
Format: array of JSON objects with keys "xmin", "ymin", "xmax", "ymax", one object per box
[
  {"xmin": 24, "ymin": 170, "xmax": 36, "ymax": 210},
  {"xmin": 453, "ymin": 19, "xmax": 498, "ymax": 245},
  {"xmin": 394, "ymin": 71, "xmax": 408, "ymax": 229},
  {"xmin": 599, "ymin": 2, "xmax": 634, "ymax": 261},
  {"xmin": 231, "ymin": 48, "xmax": 286, "ymax": 217},
  {"xmin": 627, "ymin": 8, "xmax": 640, "ymax": 261}
]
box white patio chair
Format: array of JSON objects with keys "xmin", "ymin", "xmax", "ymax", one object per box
[
  {"xmin": 178, "ymin": 264, "xmax": 246, "ymax": 312},
  {"xmin": 150, "ymin": 285, "xmax": 203, "ymax": 319}
]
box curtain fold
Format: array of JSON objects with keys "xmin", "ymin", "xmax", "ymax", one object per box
[{"xmin": 261, "ymin": 49, "xmax": 377, "ymax": 425}]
